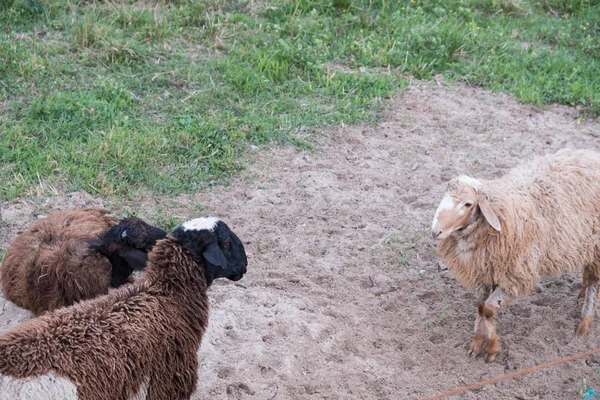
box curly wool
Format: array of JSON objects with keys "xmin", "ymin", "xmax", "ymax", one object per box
[
  {"xmin": 0, "ymin": 237, "xmax": 210, "ymax": 400},
  {"xmin": 1, "ymin": 209, "xmax": 116, "ymax": 314},
  {"xmin": 437, "ymin": 149, "xmax": 600, "ymax": 296}
]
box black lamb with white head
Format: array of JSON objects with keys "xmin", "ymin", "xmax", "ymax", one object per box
[{"xmin": 171, "ymin": 217, "xmax": 247, "ymax": 285}]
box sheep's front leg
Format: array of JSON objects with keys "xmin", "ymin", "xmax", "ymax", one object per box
[
  {"xmin": 577, "ymin": 272, "xmax": 600, "ymax": 335},
  {"xmin": 467, "ymin": 287, "xmax": 512, "ymax": 362}
]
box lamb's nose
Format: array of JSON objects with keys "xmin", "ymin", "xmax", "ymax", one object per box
[{"xmin": 432, "ymin": 231, "xmax": 441, "ymax": 240}]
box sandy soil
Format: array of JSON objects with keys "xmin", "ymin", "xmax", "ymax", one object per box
[{"xmin": 2, "ymin": 82, "xmax": 600, "ymax": 399}]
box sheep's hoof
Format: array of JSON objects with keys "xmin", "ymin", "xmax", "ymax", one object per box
[
  {"xmin": 467, "ymin": 336, "xmax": 484, "ymax": 357},
  {"xmin": 467, "ymin": 334, "xmax": 501, "ymax": 362},
  {"xmin": 483, "ymin": 335, "xmax": 501, "ymax": 363},
  {"xmin": 577, "ymin": 316, "xmax": 594, "ymax": 335}
]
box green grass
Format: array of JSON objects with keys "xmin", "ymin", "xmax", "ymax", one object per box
[{"xmin": 1, "ymin": 0, "xmax": 599, "ymax": 200}]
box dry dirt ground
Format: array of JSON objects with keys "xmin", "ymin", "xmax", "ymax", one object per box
[{"xmin": 2, "ymin": 82, "xmax": 600, "ymax": 399}]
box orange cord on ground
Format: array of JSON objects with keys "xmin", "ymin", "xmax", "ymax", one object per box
[{"xmin": 424, "ymin": 347, "xmax": 600, "ymax": 400}]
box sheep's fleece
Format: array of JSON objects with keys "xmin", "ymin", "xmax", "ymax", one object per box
[{"xmin": 437, "ymin": 148, "xmax": 600, "ymax": 296}]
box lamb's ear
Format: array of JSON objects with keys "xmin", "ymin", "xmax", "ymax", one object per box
[
  {"xmin": 117, "ymin": 248, "xmax": 149, "ymax": 270},
  {"xmin": 202, "ymin": 242, "xmax": 227, "ymax": 268},
  {"xmin": 478, "ymin": 194, "xmax": 501, "ymax": 231}
]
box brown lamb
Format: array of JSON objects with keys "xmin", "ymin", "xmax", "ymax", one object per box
[
  {"xmin": 0, "ymin": 217, "xmax": 247, "ymax": 400},
  {"xmin": 1, "ymin": 208, "xmax": 167, "ymax": 314}
]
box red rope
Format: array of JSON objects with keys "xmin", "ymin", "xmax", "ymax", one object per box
[{"xmin": 424, "ymin": 347, "xmax": 600, "ymax": 400}]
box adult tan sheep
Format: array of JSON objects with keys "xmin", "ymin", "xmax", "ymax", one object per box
[
  {"xmin": 1, "ymin": 208, "xmax": 167, "ymax": 314},
  {"xmin": 431, "ymin": 148, "xmax": 600, "ymax": 362}
]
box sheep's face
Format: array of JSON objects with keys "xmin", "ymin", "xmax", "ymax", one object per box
[
  {"xmin": 91, "ymin": 217, "xmax": 168, "ymax": 287},
  {"xmin": 174, "ymin": 217, "xmax": 248, "ymax": 285},
  {"xmin": 97, "ymin": 217, "xmax": 167, "ymax": 254},
  {"xmin": 431, "ymin": 179, "xmax": 479, "ymax": 240},
  {"xmin": 431, "ymin": 176, "xmax": 501, "ymax": 240},
  {"xmin": 118, "ymin": 217, "xmax": 168, "ymax": 251}
]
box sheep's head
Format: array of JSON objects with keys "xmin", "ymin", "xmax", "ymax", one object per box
[
  {"xmin": 92, "ymin": 216, "xmax": 169, "ymax": 287},
  {"xmin": 116, "ymin": 217, "xmax": 169, "ymax": 251},
  {"xmin": 172, "ymin": 217, "xmax": 247, "ymax": 286},
  {"xmin": 431, "ymin": 175, "xmax": 501, "ymax": 241}
]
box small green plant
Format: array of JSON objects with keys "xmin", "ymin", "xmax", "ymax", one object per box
[
  {"xmin": 438, "ymin": 309, "xmax": 447, "ymax": 327},
  {"xmin": 580, "ymin": 378, "xmax": 588, "ymax": 398},
  {"xmin": 426, "ymin": 308, "xmax": 448, "ymax": 329}
]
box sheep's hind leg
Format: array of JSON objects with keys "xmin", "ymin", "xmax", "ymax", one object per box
[
  {"xmin": 577, "ymin": 271, "xmax": 600, "ymax": 335},
  {"xmin": 579, "ymin": 269, "xmax": 589, "ymax": 300},
  {"xmin": 468, "ymin": 287, "xmax": 512, "ymax": 362}
]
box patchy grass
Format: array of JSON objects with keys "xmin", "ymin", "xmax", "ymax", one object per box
[
  {"xmin": 384, "ymin": 233, "xmax": 425, "ymax": 267},
  {"xmin": 426, "ymin": 309, "xmax": 447, "ymax": 330},
  {"xmin": 1, "ymin": 0, "xmax": 599, "ymax": 200}
]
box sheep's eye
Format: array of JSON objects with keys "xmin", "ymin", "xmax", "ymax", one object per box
[
  {"xmin": 221, "ymin": 239, "xmax": 230, "ymax": 249},
  {"xmin": 464, "ymin": 202, "xmax": 473, "ymax": 208}
]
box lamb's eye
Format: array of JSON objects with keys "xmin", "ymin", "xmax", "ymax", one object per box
[
  {"xmin": 221, "ymin": 239, "xmax": 230, "ymax": 249},
  {"xmin": 464, "ymin": 202, "xmax": 473, "ymax": 208}
]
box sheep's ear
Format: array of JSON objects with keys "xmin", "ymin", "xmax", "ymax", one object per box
[
  {"xmin": 478, "ymin": 195, "xmax": 501, "ymax": 231},
  {"xmin": 117, "ymin": 248, "xmax": 149, "ymax": 270},
  {"xmin": 202, "ymin": 242, "xmax": 227, "ymax": 268}
]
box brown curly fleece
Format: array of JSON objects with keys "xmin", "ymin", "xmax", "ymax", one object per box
[
  {"xmin": 1, "ymin": 209, "xmax": 116, "ymax": 314},
  {"xmin": 0, "ymin": 236, "xmax": 210, "ymax": 400}
]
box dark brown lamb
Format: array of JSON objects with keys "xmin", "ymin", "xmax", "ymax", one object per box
[
  {"xmin": 0, "ymin": 208, "xmax": 167, "ymax": 315},
  {"xmin": 0, "ymin": 216, "xmax": 247, "ymax": 400}
]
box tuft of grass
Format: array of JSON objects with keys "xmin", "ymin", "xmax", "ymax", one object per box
[
  {"xmin": 580, "ymin": 378, "xmax": 588, "ymax": 398},
  {"xmin": 1, "ymin": 0, "xmax": 599, "ymax": 200},
  {"xmin": 152, "ymin": 212, "xmax": 185, "ymax": 233},
  {"xmin": 72, "ymin": 14, "xmax": 107, "ymax": 48},
  {"xmin": 426, "ymin": 308, "xmax": 448, "ymax": 330}
]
